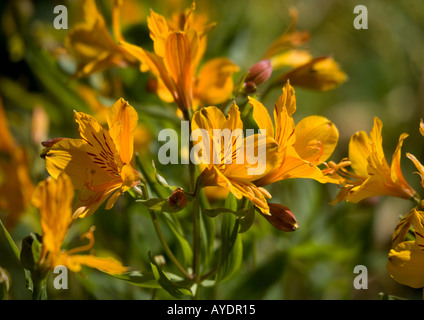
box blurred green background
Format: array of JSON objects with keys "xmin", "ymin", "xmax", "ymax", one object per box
[{"xmin": 1, "ymin": 0, "xmax": 424, "ymax": 300}]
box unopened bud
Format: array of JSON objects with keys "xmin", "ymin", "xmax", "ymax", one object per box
[
  {"xmin": 245, "ymin": 59, "xmax": 273, "ymax": 86},
  {"xmin": 168, "ymin": 187, "xmax": 187, "ymax": 209},
  {"xmin": 262, "ymin": 203, "xmax": 299, "ymax": 232},
  {"xmin": 20, "ymin": 233, "xmax": 43, "ymax": 271},
  {"xmin": 282, "ymin": 56, "xmax": 347, "ymax": 91},
  {"xmin": 41, "ymin": 137, "xmax": 66, "ymax": 148},
  {"xmin": 244, "ymin": 81, "xmax": 257, "ymax": 94}
]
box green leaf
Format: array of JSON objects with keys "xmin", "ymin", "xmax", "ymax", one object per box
[
  {"xmin": 149, "ymin": 253, "xmax": 192, "ymax": 299},
  {"xmin": 152, "ymin": 160, "xmax": 178, "ymax": 191},
  {"xmin": 162, "ymin": 212, "xmax": 193, "ymax": 267},
  {"xmin": 109, "ymin": 271, "xmax": 161, "ymax": 289},
  {"xmin": 238, "ymin": 204, "xmax": 256, "ymax": 233},
  {"xmin": 0, "ymin": 218, "xmax": 20, "ymax": 260},
  {"xmin": 204, "ymin": 207, "xmax": 248, "ymax": 218},
  {"xmin": 216, "ymin": 194, "xmax": 243, "ymax": 283}
]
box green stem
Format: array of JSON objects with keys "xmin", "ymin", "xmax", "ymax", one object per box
[
  {"xmin": 140, "ymin": 183, "xmax": 191, "ymax": 279},
  {"xmin": 192, "ymin": 195, "xmax": 201, "ymax": 282},
  {"xmin": 31, "ymin": 272, "xmax": 47, "ymax": 300}
]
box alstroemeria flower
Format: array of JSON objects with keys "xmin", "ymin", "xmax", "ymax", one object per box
[
  {"xmin": 0, "ymin": 99, "xmax": 34, "ymax": 230},
  {"xmin": 192, "ymin": 102, "xmax": 280, "ymax": 214},
  {"xmin": 120, "ymin": 3, "xmax": 239, "ymax": 112},
  {"xmin": 332, "ymin": 117, "xmax": 416, "ymax": 203},
  {"xmin": 65, "ymin": 0, "xmax": 136, "ymax": 77},
  {"xmin": 31, "ymin": 174, "xmax": 127, "ymax": 274},
  {"xmin": 41, "ymin": 98, "xmax": 140, "ymax": 218},
  {"xmin": 261, "ymin": 8, "xmax": 346, "ymax": 92},
  {"xmin": 387, "ymin": 208, "xmax": 424, "ymax": 288},
  {"xmin": 248, "ymin": 81, "xmax": 339, "ymax": 187}
]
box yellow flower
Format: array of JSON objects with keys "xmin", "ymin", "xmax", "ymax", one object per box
[
  {"xmin": 65, "ymin": 0, "xmax": 136, "ymax": 77},
  {"xmin": 332, "ymin": 117, "xmax": 416, "ymax": 203},
  {"xmin": 261, "ymin": 9, "xmax": 346, "ymax": 91},
  {"xmin": 0, "ymin": 99, "xmax": 34, "ymax": 230},
  {"xmin": 387, "ymin": 208, "xmax": 424, "ymax": 288},
  {"xmin": 280, "ymin": 56, "xmax": 347, "ymax": 91},
  {"xmin": 248, "ymin": 81, "xmax": 339, "ymax": 187},
  {"xmin": 120, "ymin": 2, "xmax": 239, "ymax": 111},
  {"xmin": 41, "ymin": 98, "xmax": 140, "ymax": 218},
  {"xmin": 31, "ymin": 174, "xmax": 127, "ymax": 274},
  {"xmin": 192, "ymin": 102, "xmax": 280, "ymax": 214}
]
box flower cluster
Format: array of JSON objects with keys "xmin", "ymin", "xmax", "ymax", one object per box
[{"xmin": 11, "ymin": 0, "xmax": 424, "ymax": 300}]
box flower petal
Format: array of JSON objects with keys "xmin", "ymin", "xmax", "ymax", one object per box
[
  {"xmin": 195, "ymin": 58, "xmax": 239, "ymax": 106},
  {"xmin": 387, "ymin": 241, "xmax": 424, "ymax": 289},
  {"xmin": 106, "ymin": 98, "xmax": 138, "ymax": 164},
  {"xmin": 31, "ymin": 174, "xmax": 74, "ymax": 255},
  {"xmin": 294, "ymin": 115, "xmax": 339, "ymax": 164},
  {"xmin": 249, "ymin": 96, "xmax": 274, "ymax": 138}
]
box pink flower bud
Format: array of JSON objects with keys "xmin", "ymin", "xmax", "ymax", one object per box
[
  {"xmin": 262, "ymin": 203, "xmax": 299, "ymax": 232},
  {"xmin": 245, "ymin": 59, "xmax": 273, "ymax": 86}
]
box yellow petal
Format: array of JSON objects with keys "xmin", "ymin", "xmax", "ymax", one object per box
[
  {"xmin": 283, "ymin": 56, "xmax": 347, "ymax": 91},
  {"xmin": 391, "ymin": 209, "xmax": 415, "ymax": 248},
  {"xmin": 294, "ymin": 115, "xmax": 339, "ymax": 164},
  {"xmin": 387, "ymin": 241, "xmax": 424, "ymax": 289},
  {"xmin": 147, "ymin": 9, "xmax": 170, "ymax": 57},
  {"xmin": 275, "ymin": 81, "xmax": 296, "ymax": 117},
  {"xmin": 270, "ymin": 49, "xmax": 312, "ymax": 70},
  {"xmin": 420, "ymin": 119, "xmax": 424, "ymax": 137},
  {"xmin": 44, "ymin": 138, "xmax": 95, "ymax": 189},
  {"xmin": 31, "ymin": 174, "xmax": 74, "ymax": 255},
  {"xmin": 194, "ymin": 58, "xmax": 239, "ymax": 105},
  {"xmin": 223, "ymin": 102, "xmax": 243, "ymax": 132},
  {"xmin": 407, "ymin": 152, "xmax": 424, "ymax": 189},
  {"xmin": 249, "ymin": 96, "xmax": 274, "ymax": 138},
  {"xmin": 255, "ymin": 146, "xmax": 322, "ymax": 186},
  {"xmin": 348, "ymin": 131, "xmax": 370, "ymax": 178},
  {"xmin": 0, "ymin": 99, "xmax": 15, "ymax": 152},
  {"xmin": 412, "ymin": 210, "xmax": 424, "ymax": 250},
  {"xmin": 106, "ymin": 98, "xmax": 139, "ymax": 164},
  {"xmin": 390, "ymin": 133, "xmax": 411, "ymax": 189},
  {"xmin": 120, "ymin": 41, "xmax": 175, "ymax": 97},
  {"xmin": 63, "ymin": 254, "xmax": 128, "ymax": 274},
  {"xmin": 164, "ymin": 32, "xmax": 193, "ymax": 110}
]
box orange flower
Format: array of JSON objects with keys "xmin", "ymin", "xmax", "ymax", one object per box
[
  {"xmin": 120, "ymin": 2, "xmax": 239, "ymax": 111},
  {"xmin": 0, "ymin": 99, "xmax": 34, "ymax": 230},
  {"xmin": 248, "ymin": 82, "xmax": 339, "ymax": 187},
  {"xmin": 332, "ymin": 117, "xmax": 416, "ymax": 203},
  {"xmin": 65, "ymin": 0, "xmax": 136, "ymax": 77},
  {"xmin": 262, "ymin": 8, "xmax": 346, "ymax": 92},
  {"xmin": 31, "ymin": 174, "xmax": 127, "ymax": 274},
  {"xmin": 192, "ymin": 102, "xmax": 280, "ymax": 214},
  {"xmin": 41, "ymin": 98, "xmax": 140, "ymax": 218}
]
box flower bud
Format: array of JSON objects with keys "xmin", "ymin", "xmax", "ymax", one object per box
[
  {"xmin": 244, "ymin": 81, "xmax": 257, "ymax": 94},
  {"xmin": 262, "ymin": 203, "xmax": 299, "ymax": 232},
  {"xmin": 168, "ymin": 187, "xmax": 187, "ymax": 209},
  {"xmin": 20, "ymin": 233, "xmax": 43, "ymax": 271},
  {"xmin": 41, "ymin": 137, "xmax": 66, "ymax": 148},
  {"xmin": 282, "ymin": 56, "xmax": 347, "ymax": 91},
  {"xmin": 245, "ymin": 59, "xmax": 273, "ymax": 86}
]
